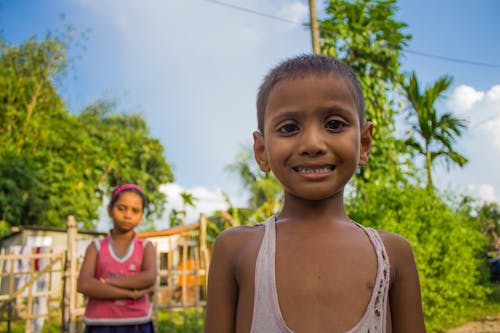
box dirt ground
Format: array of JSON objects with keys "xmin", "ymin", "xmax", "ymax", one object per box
[{"xmin": 446, "ymin": 313, "xmax": 500, "ymax": 333}]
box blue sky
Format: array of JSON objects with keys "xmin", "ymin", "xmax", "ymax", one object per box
[{"xmin": 1, "ymin": 0, "xmax": 499, "ymax": 229}]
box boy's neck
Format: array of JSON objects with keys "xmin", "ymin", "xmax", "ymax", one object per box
[{"xmin": 278, "ymin": 191, "xmax": 349, "ymax": 225}]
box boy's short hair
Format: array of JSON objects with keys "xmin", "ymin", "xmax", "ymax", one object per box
[{"xmin": 256, "ymin": 54, "xmax": 365, "ymax": 133}]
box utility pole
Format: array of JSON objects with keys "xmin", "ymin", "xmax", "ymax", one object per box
[{"xmin": 308, "ymin": 0, "xmax": 321, "ymax": 54}]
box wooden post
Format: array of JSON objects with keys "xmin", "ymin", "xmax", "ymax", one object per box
[
  {"xmin": 153, "ymin": 243, "xmax": 159, "ymax": 333},
  {"xmin": 308, "ymin": 0, "xmax": 321, "ymax": 54},
  {"xmin": 62, "ymin": 215, "xmax": 77, "ymax": 333},
  {"xmin": 8, "ymin": 250, "xmax": 14, "ymax": 333},
  {"xmin": 167, "ymin": 236, "xmax": 173, "ymax": 332},
  {"xmin": 181, "ymin": 242, "xmax": 188, "ymax": 332},
  {"xmin": 181, "ymin": 242, "xmax": 187, "ymax": 306},
  {"xmin": 46, "ymin": 251, "xmax": 54, "ymax": 333},
  {"xmin": 26, "ymin": 249, "xmax": 35, "ymax": 333},
  {"xmin": 199, "ymin": 213, "xmax": 209, "ymax": 290}
]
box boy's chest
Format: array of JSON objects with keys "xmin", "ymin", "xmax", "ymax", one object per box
[
  {"xmin": 275, "ymin": 235, "xmax": 378, "ymax": 293},
  {"xmin": 275, "ymin": 238, "xmax": 379, "ymax": 332}
]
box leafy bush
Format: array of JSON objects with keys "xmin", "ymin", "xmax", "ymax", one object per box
[{"xmin": 347, "ymin": 183, "xmax": 491, "ymax": 331}]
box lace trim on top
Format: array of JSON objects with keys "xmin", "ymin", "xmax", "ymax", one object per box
[{"xmin": 250, "ymin": 216, "xmax": 391, "ymax": 333}]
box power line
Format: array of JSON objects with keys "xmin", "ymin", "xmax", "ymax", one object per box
[
  {"xmin": 202, "ymin": 0, "xmax": 305, "ymax": 25},
  {"xmin": 201, "ymin": 0, "xmax": 500, "ymax": 69},
  {"xmin": 405, "ymin": 49, "xmax": 500, "ymax": 68}
]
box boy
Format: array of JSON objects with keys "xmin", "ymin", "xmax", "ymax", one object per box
[{"xmin": 204, "ymin": 54, "xmax": 426, "ymax": 333}]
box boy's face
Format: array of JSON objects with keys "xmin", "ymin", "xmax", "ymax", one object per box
[{"xmin": 253, "ymin": 74, "xmax": 372, "ymax": 201}]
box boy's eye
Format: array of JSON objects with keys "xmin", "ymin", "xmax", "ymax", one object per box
[
  {"xmin": 278, "ymin": 123, "xmax": 299, "ymax": 135},
  {"xmin": 325, "ymin": 119, "xmax": 346, "ymax": 131}
]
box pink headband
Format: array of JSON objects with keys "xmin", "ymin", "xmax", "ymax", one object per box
[{"xmin": 112, "ymin": 184, "xmax": 143, "ymax": 201}]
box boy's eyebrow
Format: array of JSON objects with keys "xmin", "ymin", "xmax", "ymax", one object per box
[
  {"xmin": 270, "ymin": 110, "xmax": 302, "ymax": 122},
  {"xmin": 270, "ymin": 105, "xmax": 354, "ymax": 122}
]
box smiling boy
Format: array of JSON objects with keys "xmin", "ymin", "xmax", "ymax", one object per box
[{"xmin": 204, "ymin": 54, "xmax": 426, "ymax": 333}]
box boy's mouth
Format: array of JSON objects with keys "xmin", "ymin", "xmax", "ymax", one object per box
[{"xmin": 293, "ymin": 165, "xmax": 336, "ymax": 174}]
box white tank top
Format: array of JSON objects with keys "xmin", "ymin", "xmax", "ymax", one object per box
[{"xmin": 250, "ymin": 216, "xmax": 390, "ymax": 333}]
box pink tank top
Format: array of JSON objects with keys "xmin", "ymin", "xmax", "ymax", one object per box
[
  {"xmin": 250, "ymin": 216, "xmax": 390, "ymax": 333},
  {"xmin": 83, "ymin": 234, "xmax": 152, "ymax": 325}
]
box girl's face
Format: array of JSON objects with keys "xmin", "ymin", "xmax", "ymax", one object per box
[
  {"xmin": 108, "ymin": 191, "xmax": 144, "ymax": 232},
  {"xmin": 253, "ymin": 74, "xmax": 372, "ymax": 202}
]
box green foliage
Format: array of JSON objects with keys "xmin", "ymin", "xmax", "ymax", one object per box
[
  {"xmin": 0, "ymin": 150, "xmax": 47, "ymax": 230},
  {"xmin": 347, "ymin": 183, "xmax": 491, "ymax": 331},
  {"xmin": 157, "ymin": 307, "xmax": 204, "ymax": 332},
  {"xmin": 206, "ymin": 191, "xmax": 253, "ymax": 244},
  {"xmin": 0, "ymin": 35, "xmax": 174, "ymax": 230},
  {"xmin": 77, "ymin": 100, "xmax": 174, "ymax": 229},
  {"xmin": 169, "ymin": 191, "xmax": 198, "ymax": 227},
  {"xmin": 475, "ymin": 201, "xmax": 500, "ymax": 246},
  {"xmin": 320, "ymin": 0, "xmax": 412, "ymax": 186},
  {"xmin": 402, "ymin": 72, "xmax": 468, "ymax": 188}
]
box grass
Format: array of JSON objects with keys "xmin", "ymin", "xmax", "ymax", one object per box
[{"xmin": 157, "ymin": 307, "xmax": 204, "ymax": 333}]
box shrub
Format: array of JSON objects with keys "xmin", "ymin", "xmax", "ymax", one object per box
[{"xmin": 347, "ymin": 183, "xmax": 491, "ymax": 331}]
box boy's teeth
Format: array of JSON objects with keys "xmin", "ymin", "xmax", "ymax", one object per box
[{"xmin": 297, "ymin": 167, "xmax": 332, "ymax": 173}]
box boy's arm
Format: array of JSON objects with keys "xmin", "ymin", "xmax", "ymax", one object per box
[
  {"xmin": 204, "ymin": 229, "xmax": 239, "ymax": 333},
  {"xmin": 103, "ymin": 242, "xmax": 157, "ymax": 289},
  {"xmin": 382, "ymin": 232, "xmax": 426, "ymax": 333}
]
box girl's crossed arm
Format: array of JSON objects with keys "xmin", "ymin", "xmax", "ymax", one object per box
[
  {"xmin": 101, "ymin": 242, "xmax": 157, "ymax": 290},
  {"xmin": 77, "ymin": 242, "xmax": 155, "ymax": 300}
]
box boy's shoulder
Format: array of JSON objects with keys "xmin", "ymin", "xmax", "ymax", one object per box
[
  {"xmin": 376, "ymin": 229, "xmax": 413, "ymax": 252},
  {"xmin": 215, "ymin": 223, "xmax": 265, "ymax": 247},
  {"xmin": 212, "ymin": 223, "xmax": 266, "ymax": 263},
  {"xmin": 375, "ymin": 229, "xmax": 417, "ymax": 275}
]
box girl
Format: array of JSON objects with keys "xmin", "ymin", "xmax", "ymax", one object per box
[
  {"xmin": 77, "ymin": 184, "xmax": 157, "ymax": 333},
  {"xmin": 204, "ymin": 55, "xmax": 426, "ymax": 332}
]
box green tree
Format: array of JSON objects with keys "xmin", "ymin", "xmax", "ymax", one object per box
[
  {"xmin": 0, "ymin": 35, "xmax": 174, "ymax": 231},
  {"xmin": 77, "ymin": 100, "xmax": 173, "ymax": 229},
  {"xmin": 168, "ymin": 191, "xmax": 198, "ymax": 227},
  {"xmin": 0, "ymin": 151, "xmax": 46, "ymax": 226},
  {"xmin": 319, "ymin": 0, "xmax": 411, "ymax": 185},
  {"xmin": 402, "ymin": 72, "xmax": 467, "ymax": 188},
  {"xmin": 475, "ymin": 201, "xmax": 500, "ymax": 246}
]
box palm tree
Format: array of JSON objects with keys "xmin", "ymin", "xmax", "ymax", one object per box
[{"xmin": 402, "ymin": 72, "xmax": 468, "ymax": 188}]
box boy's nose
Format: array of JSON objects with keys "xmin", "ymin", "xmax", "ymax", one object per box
[{"xmin": 298, "ymin": 130, "xmax": 327, "ymax": 156}]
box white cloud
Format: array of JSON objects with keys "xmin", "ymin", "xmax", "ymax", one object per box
[
  {"xmin": 447, "ymin": 84, "xmax": 500, "ymax": 149},
  {"xmin": 158, "ymin": 183, "xmax": 230, "ymax": 228},
  {"xmin": 467, "ymin": 184, "xmax": 498, "ymax": 203},
  {"xmin": 439, "ymin": 84, "xmax": 500, "ymax": 206},
  {"xmin": 481, "ymin": 115, "xmax": 500, "ymax": 148},
  {"xmin": 447, "ymin": 85, "xmax": 484, "ymax": 114},
  {"xmin": 487, "ymin": 85, "xmax": 500, "ymax": 100}
]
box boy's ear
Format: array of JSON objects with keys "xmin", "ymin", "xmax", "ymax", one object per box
[
  {"xmin": 253, "ymin": 131, "xmax": 270, "ymax": 172},
  {"xmin": 359, "ymin": 122, "xmax": 373, "ymax": 166}
]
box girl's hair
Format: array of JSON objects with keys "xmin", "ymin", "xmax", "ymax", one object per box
[
  {"xmin": 256, "ymin": 54, "xmax": 365, "ymax": 133},
  {"xmin": 109, "ymin": 183, "xmax": 148, "ymax": 210}
]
